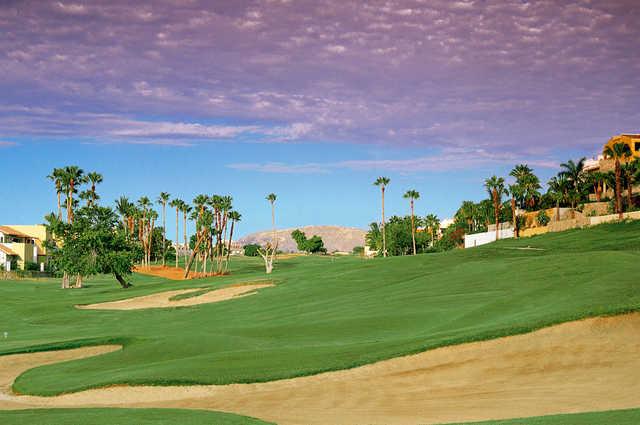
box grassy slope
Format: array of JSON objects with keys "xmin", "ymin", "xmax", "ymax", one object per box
[
  {"xmin": 0, "ymin": 408, "xmax": 272, "ymax": 424},
  {"xmin": 447, "ymin": 407, "xmax": 640, "ymax": 424},
  {"xmin": 1, "ymin": 221, "xmax": 638, "ymax": 398}
]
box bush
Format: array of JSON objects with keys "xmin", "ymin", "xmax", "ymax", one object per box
[
  {"xmin": 536, "ymin": 210, "xmax": 550, "ymax": 226},
  {"xmin": 352, "ymin": 246, "xmax": 364, "ymax": 256},
  {"xmin": 243, "ymin": 244, "xmax": 261, "ymax": 257},
  {"xmin": 24, "ymin": 261, "xmax": 40, "ymax": 271}
]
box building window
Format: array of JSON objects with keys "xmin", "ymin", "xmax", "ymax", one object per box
[{"xmin": 635, "ymin": 142, "xmax": 640, "ymax": 152}]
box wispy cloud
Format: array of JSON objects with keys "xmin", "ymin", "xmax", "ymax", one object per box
[
  {"xmin": 228, "ymin": 147, "xmax": 559, "ymax": 174},
  {"xmin": 0, "ymin": 141, "xmax": 17, "ymax": 147}
]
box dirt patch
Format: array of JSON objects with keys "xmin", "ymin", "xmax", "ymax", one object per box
[
  {"xmin": 1, "ymin": 314, "xmax": 639, "ymax": 425},
  {"xmin": 133, "ymin": 265, "xmax": 226, "ymax": 281},
  {"xmin": 77, "ymin": 283, "xmax": 274, "ymax": 310}
]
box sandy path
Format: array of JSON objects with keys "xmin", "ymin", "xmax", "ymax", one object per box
[
  {"xmin": 1, "ymin": 314, "xmax": 639, "ymax": 425},
  {"xmin": 77, "ymin": 283, "xmax": 274, "ymax": 310}
]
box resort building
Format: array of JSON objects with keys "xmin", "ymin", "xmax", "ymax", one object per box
[{"xmin": 0, "ymin": 225, "xmax": 50, "ymax": 271}]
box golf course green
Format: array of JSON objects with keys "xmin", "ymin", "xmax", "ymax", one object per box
[{"xmin": 1, "ymin": 220, "xmax": 639, "ymax": 424}]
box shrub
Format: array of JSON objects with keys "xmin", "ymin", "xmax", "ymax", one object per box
[
  {"xmin": 536, "ymin": 210, "xmax": 550, "ymax": 226},
  {"xmin": 24, "ymin": 261, "xmax": 40, "ymax": 271},
  {"xmin": 243, "ymin": 244, "xmax": 261, "ymax": 257},
  {"xmin": 352, "ymin": 246, "xmax": 364, "ymax": 256}
]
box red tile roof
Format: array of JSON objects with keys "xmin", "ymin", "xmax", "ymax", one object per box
[{"xmin": 0, "ymin": 226, "xmax": 31, "ymax": 238}]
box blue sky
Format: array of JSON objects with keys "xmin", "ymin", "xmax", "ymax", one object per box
[{"xmin": 0, "ymin": 0, "xmax": 638, "ymax": 237}]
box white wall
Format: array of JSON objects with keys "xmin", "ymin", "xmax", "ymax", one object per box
[{"xmin": 464, "ymin": 227, "xmax": 514, "ymax": 248}]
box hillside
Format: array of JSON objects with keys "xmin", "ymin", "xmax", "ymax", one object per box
[{"xmin": 237, "ymin": 225, "xmax": 367, "ymax": 252}]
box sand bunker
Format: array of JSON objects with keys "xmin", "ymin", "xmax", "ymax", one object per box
[
  {"xmin": 133, "ymin": 265, "xmax": 220, "ymax": 281},
  {"xmin": 1, "ymin": 313, "xmax": 639, "ymax": 425},
  {"xmin": 77, "ymin": 283, "xmax": 274, "ymax": 310}
]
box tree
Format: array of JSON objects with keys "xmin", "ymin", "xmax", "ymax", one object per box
[
  {"xmin": 586, "ymin": 171, "xmax": 606, "ymax": 202},
  {"xmin": 559, "ymin": 158, "xmax": 586, "ymax": 208},
  {"xmin": 603, "ymin": 143, "xmax": 631, "ymax": 219},
  {"xmin": 484, "ymin": 176, "xmax": 507, "ymax": 241},
  {"xmin": 258, "ymin": 193, "xmax": 278, "ymax": 273},
  {"xmin": 45, "ymin": 206, "xmax": 138, "ymax": 289},
  {"xmin": 86, "ymin": 172, "xmax": 103, "ymax": 206},
  {"xmin": 373, "ymin": 176, "xmax": 390, "ymax": 257},
  {"xmin": 621, "ymin": 160, "xmax": 638, "ymax": 211},
  {"xmin": 507, "ymin": 184, "xmax": 523, "ymax": 237},
  {"xmin": 62, "ymin": 165, "xmax": 84, "ymax": 223},
  {"xmin": 291, "ymin": 229, "xmax": 326, "ymax": 254},
  {"xmin": 403, "ymin": 190, "xmax": 420, "ymax": 255},
  {"xmin": 169, "ymin": 198, "xmax": 183, "ymax": 268},
  {"xmin": 547, "ymin": 176, "xmax": 568, "ymax": 222},
  {"xmin": 244, "ymin": 244, "xmax": 260, "ymax": 257},
  {"xmin": 47, "ymin": 168, "xmax": 65, "ymax": 219},
  {"xmin": 157, "ymin": 192, "xmax": 171, "ymax": 266},
  {"xmin": 423, "ymin": 213, "xmax": 440, "ymax": 246},
  {"xmin": 226, "ymin": 211, "xmax": 241, "ymax": 267}
]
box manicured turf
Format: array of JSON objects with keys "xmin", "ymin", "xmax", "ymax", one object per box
[
  {"xmin": 0, "ymin": 408, "xmax": 272, "ymax": 424},
  {"xmin": 1, "ymin": 221, "xmax": 639, "ymax": 402},
  {"xmin": 447, "ymin": 407, "xmax": 640, "ymax": 424}
]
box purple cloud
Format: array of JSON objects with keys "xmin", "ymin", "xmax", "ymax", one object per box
[{"xmin": 0, "ymin": 0, "xmax": 638, "ymax": 162}]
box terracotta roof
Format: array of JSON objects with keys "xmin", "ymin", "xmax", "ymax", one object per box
[
  {"xmin": 0, "ymin": 226, "xmax": 31, "ymax": 238},
  {"xmin": 0, "ymin": 244, "xmax": 18, "ymax": 256}
]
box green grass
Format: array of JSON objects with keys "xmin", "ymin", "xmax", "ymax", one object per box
[
  {"xmin": 0, "ymin": 408, "xmax": 272, "ymax": 424},
  {"xmin": 446, "ymin": 407, "xmax": 640, "ymax": 424},
  {"xmin": 1, "ymin": 221, "xmax": 638, "ymax": 418}
]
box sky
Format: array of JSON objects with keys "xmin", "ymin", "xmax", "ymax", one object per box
[{"xmin": 0, "ymin": 0, "xmax": 639, "ymax": 237}]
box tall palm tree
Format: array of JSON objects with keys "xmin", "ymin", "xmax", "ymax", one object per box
[
  {"xmin": 604, "ymin": 143, "xmax": 631, "ymax": 219},
  {"xmin": 62, "ymin": 166, "xmax": 84, "ymax": 223},
  {"xmin": 47, "ymin": 168, "xmax": 65, "ymax": 219},
  {"xmin": 586, "ymin": 171, "xmax": 606, "ymax": 202},
  {"xmin": 157, "ymin": 192, "xmax": 171, "ymax": 266},
  {"xmin": 86, "ymin": 172, "xmax": 103, "ymax": 206},
  {"xmin": 373, "ymin": 177, "xmax": 390, "ymax": 257},
  {"xmin": 484, "ymin": 176, "xmax": 507, "ymax": 241},
  {"xmin": 169, "ymin": 198, "xmax": 182, "ymax": 268},
  {"xmin": 559, "ymin": 158, "xmax": 586, "ymax": 208},
  {"xmin": 403, "ymin": 190, "xmax": 420, "ymax": 255}
]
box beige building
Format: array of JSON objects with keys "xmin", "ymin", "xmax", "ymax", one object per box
[{"xmin": 0, "ymin": 225, "xmax": 50, "ymax": 271}]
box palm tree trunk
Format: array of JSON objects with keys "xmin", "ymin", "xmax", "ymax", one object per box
[
  {"xmin": 183, "ymin": 212, "xmax": 188, "ymax": 270},
  {"xmin": 494, "ymin": 190, "xmax": 500, "ymax": 241},
  {"xmin": 175, "ymin": 208, "xmax": 179, "ymax": 268},
  {"xmin": 162, "ymin": 202, "xmax": 166, "ymax": 266},
  {"xmin": 381, "ymin": 187, "xmax": 387, "ymax": 257},
  {"xmin": 615, "ymin": 161, "xmax": 623, "ymax": 219},
  {"xmin": 57, "ymin": 190, "xmax": 62, "ymax": 220},
  {"xmin": 226, "ymin": 220, "xmax": 235, "ymax": 271},
  {"xmin": 511, "ymin": 197, "xmax": 517, "ymax": 238},
  {"xmin": 410, "ymin": 199, "xmax": 416, "ymax": 255},
  {"xmin": 627, "ymin": 175, "xmax": 633, "ymax": 211}
]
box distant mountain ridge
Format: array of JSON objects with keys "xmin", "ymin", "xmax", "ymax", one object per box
[{"xmin": 238, "ymin": 225, "xmax": 367, "ymax": 253}]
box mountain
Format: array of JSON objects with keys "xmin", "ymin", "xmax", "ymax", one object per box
[{"xmin": 237, "ymin": 225, "xmax": 367, "ymax": 253}]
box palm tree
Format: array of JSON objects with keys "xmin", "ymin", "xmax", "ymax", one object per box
[
  {"xmin": 373, "ymin": 177, "xmax": 390, "ymax": 257},
  {"xmin": 559, "ymin": 158, "xmax": 586, "ymax": 208},
  {"xmin": 403, "ymin": 190, "xmax": 420, "ymax": 255},
  {"xmin": 62, "ymin": 166, "xmax": 84, "ymax": 222},
  {"xmin": 621, "ymin": 160, "xmax": 638, "ymax": 211},
  {"xmin": 508, "ymin": 184, "xmax": 523, "ymax": 236},
  {"xmin": 86, "ymin": 172, "xmax": 103, "ymax": 206},
  {"xmin": 226, "ymin": 211, "xmax": 241, "ymax": 267},
  {"xmin": 586, "ymin": 171, "xmax": 606, "ymax": 202},
  {"xmin": 258, "ymin": 193, "xmax": 278, "ymax": 274},
  {"xmin": 115, "ymin": 196, "xmax": 132, "ymax": 235},
  {"xmin": 169, "ymin": 198, "xmax": 182, "ymax": 268},
  {"xmin": 181, "ymin": 203, "xmax": 192, "ymax": 269},
  {"xmin": 424, "ymin": 213, "xmax": 440, "ymax": 246},
  {"xmin": 47, "ymin": 168, "xmax": 65, "ymax": 219},
  {"xmin": 157, "ymin": 192, "xmax": 171, "ymax": 266},
  {"xmin": 604, "ymin": 143, "xmax": 631, "ymax": 219},
  {"xmin": 547, "ymin": 176, "xmax": 568, "ymax": 222},
  {"xmin": 484, "ymin": 176, "xmax": 507, "ymax": 241}
]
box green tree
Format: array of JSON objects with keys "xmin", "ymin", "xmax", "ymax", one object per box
[
  {"xmin": 86, "ymin": 172, "xmax": 103, "ymax": 206},
  {"xmin": 559, "ymin": 158, "xmax": 586, "ymax": 208},
  {"xmin": 45, "ymin": 206, "xmax": 138, "ymax": 289}
]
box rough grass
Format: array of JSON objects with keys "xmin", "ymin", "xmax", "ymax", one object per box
[
  {"xmin": 447, "ymin": 407, "xmax": 640, "ymax": 424},
  {"xmin": 0, "ymin": 408, "xmax": 272, "ymax": 424},
  {"xmin": 2, "ymin": 221, "xmax": 639, "ymax": 398}
]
